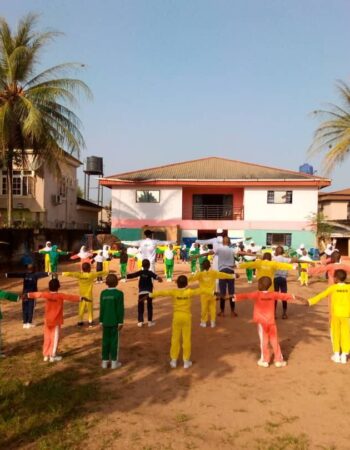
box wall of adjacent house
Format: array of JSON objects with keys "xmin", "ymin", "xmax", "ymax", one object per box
[
  {"xmin": 244, "ymin": 187, "xmax": 318, "ymax": 222},
  {"xmin": 321, "ymin": 201, "xmax": 348, "ymax": 220}
]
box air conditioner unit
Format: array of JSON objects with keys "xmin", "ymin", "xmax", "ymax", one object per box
[{"xmin": 51, "ymin": 194, "xmax": 63, "ymax": 205}]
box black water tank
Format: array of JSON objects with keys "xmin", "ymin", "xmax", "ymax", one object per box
[{"xmin": 85, "ymin": 156, "xmax": 103, "ymax": 175}]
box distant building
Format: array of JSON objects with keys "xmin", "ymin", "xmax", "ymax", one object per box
[
  {"xmin": 0, "ymin": 150, "xmax": 101, "ymax": 230},
  {"xmin": 100, "ymin": 156, "xmax": 330, "ymax": 248}
]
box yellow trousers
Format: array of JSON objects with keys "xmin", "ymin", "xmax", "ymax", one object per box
[
  {"xmin": 45, "ymin": 254, "xmax": 51, "ymax": 273},
  {"xmin": 200, "ymin": 294, "xmax": 216, "ymax": 322},
  {"xmin": 300, "ymin": 271, "xmax": 308, "ymax": 286},
  {"xmin": 170, "ymin": 312, "xmax": 191, "ymax": 361},
  {"xmin": 103, "ymin": 260, "xmax": 110, "ymax": 273},
  {"xmin": 79, "ymin": 300, "xmax": 93, "ymax": 322},
  {"xmin": 331, "ymin": 317, "xmax": 350, "ymax": 354}
]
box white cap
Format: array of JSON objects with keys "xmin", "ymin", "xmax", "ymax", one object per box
[
  {"xmin": 251, "ymin": 240, "xmax": 255, "ymax": 244},
  {"xmin": 216, "ymin": 228, "xmax": 223, "ymax": 234},
  {"xmin": 300, "ymin": 244, "xmax": 305, "ymax": 249}
]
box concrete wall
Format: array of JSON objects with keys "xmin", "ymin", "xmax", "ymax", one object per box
[{"xmin": 322, "ymin": 201, "xmax": 348, "ymax": 220}]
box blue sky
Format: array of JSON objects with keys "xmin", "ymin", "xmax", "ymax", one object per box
[{"xmin": 3, "ymin": 0, "xmax": 350, "ymax": 200}]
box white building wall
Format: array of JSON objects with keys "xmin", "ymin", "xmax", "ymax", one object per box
[
  {"xmin": 244, "ymin": 187, "xmax": 319, "ymax": 222},
  {"xmin": 112, "ymin": 187, "xmax": 183, "ymax": 221}
]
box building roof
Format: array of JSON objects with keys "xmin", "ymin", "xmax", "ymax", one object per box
[
  {"xmin": 100, "ymin": 157, "xmax": 330, "ymax": 188},
  {"xmin": 76, "ymin": 197, "xmax": 101, "ymax": 210},
  {"xmin": 319, "ymin": 188, "xmax": 350, "ymax": 201}
]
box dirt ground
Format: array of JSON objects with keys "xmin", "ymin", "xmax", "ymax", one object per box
[{"xmin": 1, "ymin": 259, "xmax": 349, "ymax": 450}]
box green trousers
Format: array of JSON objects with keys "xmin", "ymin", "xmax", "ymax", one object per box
[
  {"xmin": 102, "ymin": 326, "xmax": 119, "ymax": 361},
  {"xmin": 246, "ymin": 268, "xmax": 254, "ymax": 282},
  {"xmin": 120, "ymin": 263, "xmax": 127, "ymax": 278},
  {"xmin": 165, "ymin": 262, "xmax": 174, "ymax": 279},
  {"xmin": 190, "ymin": 259, "xmax": 197, "ymax": 273}
]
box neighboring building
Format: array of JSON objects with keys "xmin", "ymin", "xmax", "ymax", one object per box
[
  {"xmin": 100, "ymin": 157, "xmax": 331, "ymax": 248},
  {"xmin": 319, "ymin": 188, "xmax": 350, "ymax": 255},
  {"xmin": 0, "ymin": 150, "xmax": 101, "ymax": 230}
]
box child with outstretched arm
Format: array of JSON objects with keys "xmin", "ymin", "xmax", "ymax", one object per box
[
  {"xmin": 100, "ymin": 274, "xmax": 124, "ymax": 369},
  {"xmin": 127, "ymin": 259, "xmax": 162, "ymax": 327},
  {"xmin": 234, "ymin": 276, "xmax": 301, "ymax": 368},
  {"xmin": 0, "ymin": 290, "xmax": 20, "ymax": 357},
  {"xmin": 307, "ymin": 269, "xmax": 350, "ymax": 364},
  {"xmin": 39, "ymin": 245, "xmax": 69, "ymax": 273},
  {"xmin": 28, "ymin": 278, "xmax": 83, "ymax": 362},
  {"xmin": 150, "ymin": 275, "xmax": 212, "ymax": 369},
  {"xmin": 189, "ymin": 259, "xmax": 237, "ymax": 328},
  {"xmin": 62, "ymin": 262, "xmax": 107, "ymax": 327}
]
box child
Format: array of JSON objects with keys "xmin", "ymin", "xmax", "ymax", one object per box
[
  {"xmin": 6, "ymin": 265, "xmax": 49, "ymax": 328},
  {"xmin": 127, "ymin": 259, "xmax": 162, "ymax": 327},
  {"xmin": 127, "ymin": 247, "xmax": 137, "ymax": 272},
  {"xmin": 40, "ymin": 245, "xmax": 69, "ymax": 273},
  {"xmin": 164, "ymin": 244, "xmax": 176, "ymax": 282},
  {"xmin": 0, "ymin": 290, "xmax": 20, "ymax": 357},
  {"xmin": 102, "ymin": 244, "xmax": 112, "ymax": 272},
  {"xmin": 150, "ymin": 275, "xmax": 212, "ymax": 369},
  {"xmin": 99, "ymin": 274, "xmax": 124, "ymax": 369},
  {"xmin": 235, "ymin": 276, "xmax": 297, "ymax": 368},
  {"xmin": 119, "ymin": 247, "xmax": 129, "ymax": 282},
  {"xmin": 273, "ymin": 246, "xmax": 294, "ymax": 319},
  {"xmin": 299, "ymin": 250, "xmax": 313, "ymax": 286},
  {"xmin": 42, "ymin": 241, "xmax": 53, "ymax": 272},
  {"xmin": 309, "ymin": 250, "xmax": 350, "ymax": 284},
  {"xmin": 243, "ymin": 249, "xmax": 256, "ymax": 284},
  {"xmin": 307, "ymin": 269, "xmax": 350, "ymax": 364},
  {"xmin": 189, "ymin": 259, "xmax": 235, "ymax": 328},
  {"xmin": 28, "ymin": 278, "xmax": 82, "ymax": 362},
  {"xmin": 93, "ymin": 250, "xmax": 105, "ymax": 283},
  {"xmin": 189, "ymin": 243, "xmax": 200, "ymax": 274},
  {"xmin": 70, "ymin": 245, "xmax": 93, "ymax": 270},
  {"xmin": 62, "ymin": 262, "xmax": 107, "ymax": 327}
]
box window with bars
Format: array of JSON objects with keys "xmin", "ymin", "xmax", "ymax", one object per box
[
  {"xmin": 267, "ymin": 190, "xmax": 293, "ymax": 204},
  {"xmin": 1, "ymin": 170, "xmax": 34, "ymax": 196},
  {"xmin": 266, "ymin": 233, "xmax": 292, "ymax": 247}
]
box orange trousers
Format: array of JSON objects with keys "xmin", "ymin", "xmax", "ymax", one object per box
[{"xmin": 43, "ymin": 324, "xmax": 60, "ymax": 357}]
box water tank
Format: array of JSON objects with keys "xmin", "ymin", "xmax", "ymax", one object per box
[
  {"xmin": 299, "ymin": 163, "xmax": 314, "ymax": 175},
  {"xmin": 85, "ymin": 156, "xmax": 103, "ymax": 175}
]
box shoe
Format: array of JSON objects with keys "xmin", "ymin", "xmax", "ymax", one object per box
[
  {"xmin": 88, "ymin": 322, "xmax": 93, "ymax": 328},
  {"xmin": 331, "ymin": 353, "xmax": 341, "ymax": 363},
  {"xmin": 274, "ymin": 361, "xmax": 287, "ymax": 368},
  {"xmin": 102, "ymin": 360, "xmax": 109, "ymax": 369},
  {"xmin": 49, "ymin": 356, "xmax": 63, "ymax": 363},
  {"xmin": 111, "ymin": 361, "xmax": 122, "ymax": 369},
  {"xmin": 210, "ymin": 321, "xmax": 216, "ymax": 328},
  {"xmin": 167, "ymin": 279, "xmax": 171, "ymax": 282},
  {"xmin": 200, "ymin": 322, "xmax": 207, "ymax": 328},
  {"xmin": 23, "ymin": 323, "xmax": 28, "ymax": 329},
  {"xmin": 282, "ymin": 313, "xmax": 288, "ymax": 320},
  {"xmin": 43, "ymin": 356, "xmax": 49, "ymax": 362},
  {"xmin": 137, "ymin": 322, "xmax": 144, "ymax": 327},
  {"xmin": 341, "ymin": 354, "xmax": 347, "ymax": 364},
  {"xmin": 27, "ymin": 323, "xmax": 36, "ymax": 328},
  {"xmin": 170, "ymin": 359, "xmax": 177, "ymax": 368},
  {"xmin": 148, "ymin": 321, "xmax": 156, "ymax": 327},
  {"xmin": 257, "ymin": 359, "xmax": 269, "ymax": 368},
  {"xmin": 77, "ymin": 322, "xmax": 84, "ymax": 327},
  {"xmin": 248, "ymin": 280, "xmax": 252, "ymax": 284},
  {"xmin": 122, "ymin": 279, "xmax": 126, "ymax": 283},
  {"xmin": 184, "ymin": 360, "xmax": 192, "ymax": 369}
]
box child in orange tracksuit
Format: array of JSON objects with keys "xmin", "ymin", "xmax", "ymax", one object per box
[
  {"xmin": 28, "ymin": 278, "xmax": 83, "ymax": 362},
  {"xmin": 235, "ymin": 276, "xmax": 297, "ymax": 368}
]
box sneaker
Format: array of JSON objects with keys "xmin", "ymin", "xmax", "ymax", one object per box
[
  {"xmin": 274, "ymin": 361, "xmax": 287, "ymax": 368},
  {"xmin": 77, "ymin": 322, "xmax": 84, "ymax": 327},
  {"xmin": 282, "ymin": 313, "xmax": 288, "ymax": 320},
  {"xmin": 210, "ymin": 321, "xmax": 216, "ymax": 328},
  {"xmin": 167, "ymin": 278, "xmax": 171, "ymax": 282},
  {"xmin": 148, "ymin": 321, "xmax": 156, "ymax": 327},
  {"xmin": 49, "ymin": 356, "xmax": 63, "ymax": 363},
  {"xmin": 137, "ymin": 322, "xmax": 144, "ymax": 328},
  {"xmin": 248, "ymin": 280, "xmax": 253, "ymax": 284},
  {"xmin": 43, "ymin": 356, "xmax": 49, "ymax": 362},
  {"xmin": 23, "ymin": 323, "xmax": 28, "ymax": 329},
  {"xmin": 257, "ymin": 359, "xmax": 269, "ymax": 368},
  {"xmin": 183, "ymin": 360, "xmax": 192, "ymax": 369},
  {"xmin": 170, "ymin": 359, "xmax": 177, "ymax": 368},
  {"xmin": 200, "ymin": 321, "xmax": 207, "ymax": 328},
  {"xmin": 341, "ymin": 354, "xmax": 348, "ymax": 364},
  {"xmin": 111, "ymin": 361, "xmax": 122, "ymax": 369},
  {"xmin": 27, "ymin": 323, "xmax": 36, "ymax": 328},
  {"xmin": 122, "ymin": 279, "xmax": 126, "ymax": 283},
  {"xmin": 101, "ymin": 360, "xmax": 109, "ymax": 369},
  {"xmin": 331, "ymin": 353, "xmax": 341, "ymax": 363}
]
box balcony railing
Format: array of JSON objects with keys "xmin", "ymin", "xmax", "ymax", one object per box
[{"xmin": 191, "ymin": 205, "xmax": 244, "ymax": 220}]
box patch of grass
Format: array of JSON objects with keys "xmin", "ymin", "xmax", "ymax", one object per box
[
  {"xmin": 256, "ymin": 432, "xmax": 310, "ymax": 450},
  {"xmin": 175, "ymin": 413, "xmax": 192, "ymax": 424}
]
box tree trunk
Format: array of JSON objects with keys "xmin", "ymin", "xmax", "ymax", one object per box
[{"xmin": 6, "ymin": 153, "xmax": 13, "ymax": 228}]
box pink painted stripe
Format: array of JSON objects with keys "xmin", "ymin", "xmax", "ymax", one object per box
[{"xmin": 112, "ymin": 218, "xmax": 311, "ymax": 231}]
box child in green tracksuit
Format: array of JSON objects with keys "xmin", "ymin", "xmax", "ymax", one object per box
[
  {"xmin": 99, "ymin": 274, "xmax": 124, "ymax": 369},
  {"xmin": 189, "ymin": 243, "xmax": 200, "ymax": 274},
  {"xmin": 164, "ymin": 244, "xmax": 176, "ymax": 281},
  {"xmin": 0, "ymin": 290, "xmax": 20, "ymax": 357}
]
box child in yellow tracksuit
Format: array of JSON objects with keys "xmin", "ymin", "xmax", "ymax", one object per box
[
  {"xmin": 308, "ymin": 269, "xmax": 350, "ymax": 364},
  {"xmin": 62, "ymin": 262, "xmax": 107, "ymax": 327},
  {"xmin": 150, "ymin": 275, "xmax": 211, "ymax": 369},
  {"xmin": 189, "ymin": 259, "xmax": 236, "ymax": 328}
]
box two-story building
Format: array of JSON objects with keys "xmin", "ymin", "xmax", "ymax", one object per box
[
  {"xmin": 100, "ymin": 157, "xmax": 330, "ymax": 248},
  {"xmin": 0, "ymin": 150, "xmax": 101, "ymax": 230}
]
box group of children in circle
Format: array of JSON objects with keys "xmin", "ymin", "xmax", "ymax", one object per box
[{"xmin": 0, "ymin": 232, "xmax": 349, "ymax": 370}]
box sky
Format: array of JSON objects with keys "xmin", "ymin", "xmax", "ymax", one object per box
[{"xmin": 2, "ymin": 0, "xmax": 350, "ymax": 201}]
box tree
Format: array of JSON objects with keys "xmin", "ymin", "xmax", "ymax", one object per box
[
  {"xmin": 309, "ymin": 80, "xmax": 350, "ymax": 175},
  {"xmin": 0, "ymin": 13, "xmax": 91, "ymax": 226},
  {"xmin": 307, "ymin": 212, "xmax": 333, "ymax": 250}
]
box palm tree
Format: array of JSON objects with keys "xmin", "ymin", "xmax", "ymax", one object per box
[
  {"xmin": 309, "ymin": 80, "xmax": 350, "ymax": 174},
  {"xmin": 0, "ymin": 13, "xmax": 91, "ymax": 226}
]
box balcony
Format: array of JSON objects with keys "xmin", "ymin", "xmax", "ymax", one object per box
[{"xmin": 191, "ymin": 205, "xmax": 244, "ymax": 220}]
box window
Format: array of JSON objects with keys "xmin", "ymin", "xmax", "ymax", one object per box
[
  {"xmin": 266, "ymin": 233, "xmax": 292, "ymax": 247},
  {"xmin": 267, "ymin": 190, "xmax": 292, "ymax": 204},
  {"xmin": 136, "ymin": 190, "xmax": 160, "ymax": 203},
  {"xmin": 1, "ymin": 170, "xmax": 34, "ymax": 196}
]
